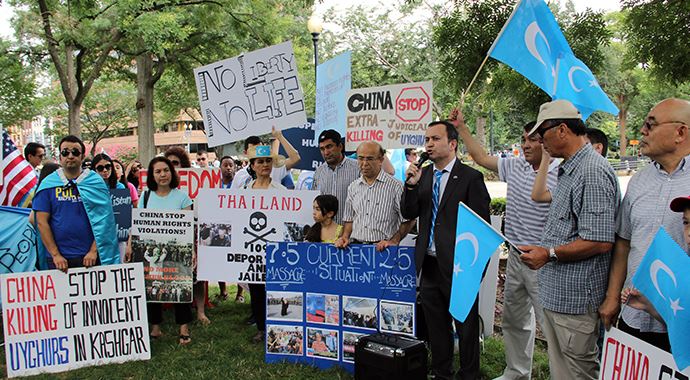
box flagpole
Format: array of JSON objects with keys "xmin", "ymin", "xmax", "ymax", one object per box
[
  {"xmin": 460, "ymin": 0, "xmax": 523, "ymax": 101},
  {"xmin": 458, "ymin": 201, "xmax": 522, "ymax": 252}
]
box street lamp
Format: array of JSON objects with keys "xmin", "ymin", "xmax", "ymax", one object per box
[
  {"xmin": 183, "ymin": 122, "xmax": 192, "ymax": 153},
  {"xmin": 307, "ymin": 14, "xmax": 323, "ymax": 84}
]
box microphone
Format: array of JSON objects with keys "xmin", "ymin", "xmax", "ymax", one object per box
[{"xmin": 406, "ymin": 152, "xmax": 429, "ymax": 179}]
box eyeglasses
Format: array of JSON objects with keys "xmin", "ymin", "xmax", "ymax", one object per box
[
  {"xmin": 642, "ymin": 120, "xmax": 687, "ymax": 131},
  {"xmin": 357, "ymin": 156, "xmax": 380, "ymax": 162},
  {"xmin": 536, "ymin": 124, "xmax": 559, "ymax": 138},
  {"xmin": 95, "ymin": 164, "xmax": 112, "ymax": 172},
  {"xmin": 60, "ymin": 148, "xmax": 82, "ymax": 157}
]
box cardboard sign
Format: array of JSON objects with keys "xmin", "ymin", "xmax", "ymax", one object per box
[
  {"xmin": 194, "ymin": 41, "xmax": 308, "ymax": 147},
  {"xmin": 138, "ymin": 168, "xmax": 221, "ymax": 200},
  {"xmin": 265, "ymin": 242, "xmax": 417, "ymax": 372},
  {"xmin": 1, "ymin": 264, "xmax": 150, "ymax": 378},
  {"xmin": 345, "ymin": 81, "xmax": 433, "ymax": 151},
  {"xmin": 110, "ymin": 189, "xmax": 132, "ymax": 242},
  {"xmin": 279, "ymin": 118, "xmax": 324, "ymax": 171},
  {"xmin": 196, "ymin": 189, "xmax": 317, "ymax": 283},
  {"xmin": 600, "ymin": 327, "xmax": 690, "ymax": 379},
  {"xmin": 315, "ymin": 52, "xmax": 352, "ymax": 138},
  {"xmin": 130, "ymin": 210, "xmax": 194, "ymax": 303}
]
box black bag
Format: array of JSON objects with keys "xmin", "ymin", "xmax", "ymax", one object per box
[{"xmin": 355, "ymin": 333, "xmax": 427, "ymax": 380}]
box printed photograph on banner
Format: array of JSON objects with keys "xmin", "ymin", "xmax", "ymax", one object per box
[
  {"xmin": 199, "ymin": 222, "xmax": 232, "ymax": 247},
  {"xmin": 306, "ymin": 327, "xmax": 339, "ymax": 361},
  {"xmin": 266, "ymin": 325, "xmax": 304, "ymax": 356},
  {"xmin": 342, "ymin": 296, "xmax": 378, "ymax": 330},
  {"xmin": 267, "ymin": 291, "xmax": 303, "ymax": 322},
  {"xmin": 342, "ymin": 331, "xmax": 367, "ymax": 363},
  {"xmin": 379, "ymin": 300, "xmax": 415, "ymax": 335},
  {"xmin": 283, "ymin": 221, "xmax": 309, "ymax": 241},
  {"xmin": 306, "ymin": 293, "xmax": 339, "ymax": 325}
]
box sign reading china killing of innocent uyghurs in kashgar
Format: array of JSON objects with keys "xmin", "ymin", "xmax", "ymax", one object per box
[
  {"xmin": 345, "ymin": 81, "xmax": 432, "ymax": 151},
  {"xmin": 1, "ymin": 263, "xmax": 150, "ymax": 378},
  {"xmin": 196, "ymin": 189, "xmax": 318, "ymax": 284},
  {"xmin": 194, "ymin": 41, "xmax": 308, "ymax": 147}
]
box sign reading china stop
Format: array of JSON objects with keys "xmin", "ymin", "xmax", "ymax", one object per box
[{"xmin": 396, "ymin": 86, "xmax": 430, "ymax": 122}]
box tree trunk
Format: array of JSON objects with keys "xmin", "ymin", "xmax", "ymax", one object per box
[
  {"xmin": 65, "ymin": 45, "xmax": 82, "ymax": 137},
  {"xmin": 619, "ymin": 107, "xmax": 627, "ymax": 156},
  {"xmin": 136, "ymin": 54, "xmax": 157, "ymax": 167},
  {"xmin": 68, "ymin": 104, "xmax": 82, "ymax": 137},
  {"xmin": 475, "ymin": 117, "xmax": 487, "ymax": 149}
]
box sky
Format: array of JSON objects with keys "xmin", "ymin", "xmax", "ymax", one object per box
[{"xmin": 0, "ymin": 0, "xmax": 622, "ymax": 40}]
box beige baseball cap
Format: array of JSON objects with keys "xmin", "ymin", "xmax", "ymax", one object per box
[{"xmin": 528, "ymin": 99, "xmax": 582, "ymax": 136}]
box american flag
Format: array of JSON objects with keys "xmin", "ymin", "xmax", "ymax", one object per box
[{"xmin": 0, "ymin": 131, "xmax": 37, "ymax": 206}]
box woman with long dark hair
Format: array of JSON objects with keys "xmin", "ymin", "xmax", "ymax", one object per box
[
  {"xmin": 113, "ymin": 158, "xmax": 139, "ymax": 207},
  {"xmin": 91, "ymin": 153, "xmax": 125, "ymax": 189}
]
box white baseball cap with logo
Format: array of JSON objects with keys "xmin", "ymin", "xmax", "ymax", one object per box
[{"xmin": 528, "ymin": 99, "xmax": 582, "ymax": 136}]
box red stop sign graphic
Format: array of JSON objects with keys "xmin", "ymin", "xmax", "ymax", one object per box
[{"xmin": 395, "ymin": 86, "xmax": 430, "ymax": 122}]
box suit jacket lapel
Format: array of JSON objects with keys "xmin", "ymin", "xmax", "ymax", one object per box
[{"xmin": 438, "ymin": 159, "xmax": 461, "ymax": 211}]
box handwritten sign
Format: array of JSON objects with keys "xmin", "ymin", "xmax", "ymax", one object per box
[
  {"xmin": 315, "ymin": 52, "xmax": 352, "ymax": 138},
  {"xmin": 138, "ymin": 168, "xmax": 221, "ymax": 200},
  {"xmin": 196, "ymin": 189, "xmax": 317, "ymax": 283},
  {"xmin": 265, "ymin": 242, "xmax": 417, "ymax": 372},
  {"xmin": 130, "ymin": 210, "xmax": 194, "ymax": 303},
  {"xmin": 110, "ymin": 189, "xmax": 132, "ymax": 242},
  {"xmin": 1, "ymin": 264, "xmax": 150, "ymax": 378},
  {"xmin": 194, "ymin": 41, "xmax": 308, "ymax": 147},
  {"xmin": 345, "ymin": 81, "xmax": 432, "ymax": 151}
]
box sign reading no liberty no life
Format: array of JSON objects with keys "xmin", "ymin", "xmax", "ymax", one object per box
[
  {"xmin": 194, "ymin": 41, "xmax": 308, "ymax": 147},
  {"xmin": 1, "ymin": 263, "xmax": 150, "ymax": 378}
]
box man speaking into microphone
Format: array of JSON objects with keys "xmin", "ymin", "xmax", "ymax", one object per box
[{"xmin": 402, "ymin": 118, "xmax": 490, "ymax": 380}]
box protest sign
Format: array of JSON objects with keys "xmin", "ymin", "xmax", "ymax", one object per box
[
  {"xmin": 1, "ymin": 263, "xmax": 150, "ymax": 378},
  {"xmin": 196, "ymin": 189, "xmax": 317, "ymax": 283},
  {"xmin": 265, "ymin": 242, "xmax": 417, "ymax": 372},
  {"xmin": 279, "ymin": 118, "xmax": 324, "ymax": 171},
  {"xmin": 345, "ymin": 81, "xmax": 433, "ymax": 151},
  {"xmin": 194, "ymin": 41, "xmax": 307, "ymax": 147},
  {"xmin": 110, "ymin": 189, "xmax": 132, "ymax": 242},
  {"xmin": 0, "ymin": 206, "xmax": 38, "ymax": 274},
  {"xmin": 600, "ymin": 327, "xmax": 690, "ymax": 379},
  {"xmin": 315, "ymin": 52, "xmax": 352, "ymax": 138},
  {"xmin": 138, "ymin": 168, "xmax": 221, "ymax": 199},
  {"xmin": 130, "ymin": 209, "xmax": 194, "ymax": 303}
]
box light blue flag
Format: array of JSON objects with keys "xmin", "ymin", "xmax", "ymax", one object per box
[
  {"xmin": 488, "ymin": 0, "xmax": 618, "ymax": 119},
  {"xmin": 632, "ymin": 227, "xmax": 690, "ymax": 370},
  {"xmin": 0, "ymin": 206, "xmax": 38, "ymax": 274},
  {"xmin": 449, "ymin": 202, "xmax": 504, "ymax": 322},
  {"xmin": 315, "ymin": 51, "xmax": 352, "ymax": 138},
  {"xmin": 389, "ymin": 149, "xmax": 407, "ymax": 182}
]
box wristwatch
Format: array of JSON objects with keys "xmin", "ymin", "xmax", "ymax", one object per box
[{"xmin": 548, "ymin": 247, "xmax": 558, "ymax": 262}]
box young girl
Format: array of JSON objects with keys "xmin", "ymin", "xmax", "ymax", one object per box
[{"xmin": 305, "ymin": 195, "xmax": 342, "ymax": 243}]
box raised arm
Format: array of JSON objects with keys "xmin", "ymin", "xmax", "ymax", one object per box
[
  {"xmin": 531, "ymin": 148, "xmax": 553, "ymax": 202},
  {"xmin": 450, "ymin": 108, "xmax": 499, "ymax": 172},
  {"xmin": 272, "ymin": 126, "xmax": 301, "ymax": 170}
]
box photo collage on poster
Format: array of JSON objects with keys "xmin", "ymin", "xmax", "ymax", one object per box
[{"xmin": 266, "ymin": 291, "xmax": 415, "ymax": 364}]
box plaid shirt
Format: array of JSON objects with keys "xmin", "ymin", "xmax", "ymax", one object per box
[{"xmin": 539, "ymin": 143, "xmax": 620, "ymax": 314}]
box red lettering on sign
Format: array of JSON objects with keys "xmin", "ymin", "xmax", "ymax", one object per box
[{"xmin": 395, "ymin": 86, "xmax": 430, "ymax": 122}]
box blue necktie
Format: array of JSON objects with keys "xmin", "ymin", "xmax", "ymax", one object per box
[{"xmin": 429, "ymin": 169, "xmax": 444, "ymax": 249}]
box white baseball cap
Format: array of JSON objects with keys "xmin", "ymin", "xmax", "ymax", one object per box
[{"xmin": 528, "ymin": 99, "xmax": 582, "ymax": 136}]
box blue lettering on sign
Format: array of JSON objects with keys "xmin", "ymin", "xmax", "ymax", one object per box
[{"xmin": 9, "ymin": 336, "xmax": 70, "ymax": 371}]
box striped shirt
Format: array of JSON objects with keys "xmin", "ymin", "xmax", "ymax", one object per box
[
  {"xmin": 343, "ymin": 169, "xmax": 404, "ymax": 242},
  {"xmin": 617, "ymin": 155, "xmax": 690, "ymax": 333},
  {"xmin": 313, "ymin": 157, "xmax": 360, "ymax": 225},
  {"xmin": 539, "ymin": 143, "xmax": 620, "ymax": 314},
  {"xmin": 498, "ymin": 157, "xmax": 560, "ymax": 246}
]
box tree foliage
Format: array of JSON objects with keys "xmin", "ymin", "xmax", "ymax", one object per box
[{"xmin": 0, "ymin": 38, "xmax": 36, "ymax": 127}]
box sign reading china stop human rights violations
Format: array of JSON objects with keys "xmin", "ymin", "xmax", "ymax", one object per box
[
  {"xmin": 1, "ymin": 264, "xmax": 150, "ymax": 378},
  {"xmin": 196, "ymin": 189, "xmax": 317, "ymax": 283},
  {"xmin": 345, "ymin": 81, "xmax": 432, "ymax": 151}
]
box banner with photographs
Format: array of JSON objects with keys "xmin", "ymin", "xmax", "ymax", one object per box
[
  {"xmin": 130, "ymin": 209, "xmax": 194, "ymax": 303},
  {"xmin": 1, "ymin": 264, "xmax": 150, "ymax": 378},
  {"xmin": 264, "ymin": 242, "xmax": 417, "ymax": 372},
  {"xmin": 196, "ymin": 189, "xmax": 318, "ymax": 283},
  {"xmin": 110, "ymin": 189, "xmax": 132, "ymax": 242}
]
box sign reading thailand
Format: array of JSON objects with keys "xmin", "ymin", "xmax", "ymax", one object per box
[
  {"xmin": 315, "ymin": 52, "xmax": 352, "ymax": 139},
  {"xmin": 1, "ymin": 263, "xmax": 150, "ymax": 378},
  {"xmin": 196, "ymin": 189, "xmax": 317, "ymax": 283},
  {"xmin": 194, "ymin": 41, "xmax": 308, "ymax": 147},
  {"xmin": 110, "ymin": 189, "xmax": 132, "ymax": 242},
  {"xmin": 600, "ymin": 327, "xmax": 690, "ymax": 379},
  {"xmin": 130, "ymin": 209, "xmax": 194, "ymax": 303},
  {"xmin": 345, "ymin": 81, "xmax": 432, "ymax": 151},
  {"xmin": 138, "ymin": 168, "xmax": 221, "ymax": 199},
  {"xmin": 265, "ymin": 242, "xmax": 417, "ymax": 372}
]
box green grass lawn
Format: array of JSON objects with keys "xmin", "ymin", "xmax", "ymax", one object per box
[{"xmin": 3, "ymin": 285, "xmax": 550, "ymax": 379}]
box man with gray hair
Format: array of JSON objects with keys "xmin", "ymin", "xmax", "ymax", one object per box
[{"xmin": 518, "ymin": 100, "xmax": 620, "ymax": 380}]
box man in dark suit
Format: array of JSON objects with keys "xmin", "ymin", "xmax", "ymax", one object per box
[{"xmin": 402, "ymin": 120, "xmax": 491, "ymax": 380}]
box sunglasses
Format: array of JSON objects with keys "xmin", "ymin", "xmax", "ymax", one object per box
[
  {"xmin": 96, "ymin": 164, "xmax": 112, "ymax": 172},
  {"xmin": 60, "ymin": 148, "xmax": 82, "ymax": 157},
  {"xmin": 536, "ymin": 124, "xmax": 559, "ymax": 138}
]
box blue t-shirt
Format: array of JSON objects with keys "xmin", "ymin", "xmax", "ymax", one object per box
[
  {"xmin": 139, "ymin": 189, "xmax": 192, "ymax": 210},
  {"xmin": 33, "ymin": 185, "xmax": 95, "ymax": 259},
  {"xmin": 116, "ymin": 182, "xmax": 126, "ymax": 190}
]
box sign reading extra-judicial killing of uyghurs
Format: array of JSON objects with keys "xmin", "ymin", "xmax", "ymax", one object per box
[
  {"xmin": 345, "ymin": 81, "xmax": 433, "ymax": 151},
  {"xmin": 193, "ymin": 41, "xmax": 308, "ymax": 147},
  {"xmin": 0, "ymin": 263, "xmax": 150, "ymax": 378},
  {"xmin": 196, "ymin": 189, "xmax": 318, "ymax": 283}
]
